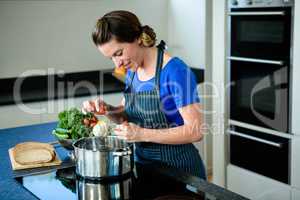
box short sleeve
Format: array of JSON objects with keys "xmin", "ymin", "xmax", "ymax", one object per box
[{"xmin": 165, "ymin": 60, "xmax": 200, "ymax": 108}]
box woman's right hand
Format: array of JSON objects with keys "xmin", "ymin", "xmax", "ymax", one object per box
[{"xmin": 82, "ymin": 98, "xmax": 110, "ymax": 115}]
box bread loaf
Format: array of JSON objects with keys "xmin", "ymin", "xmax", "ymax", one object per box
[{"xmin": 13, "ymin": 142, "xmax": 55, "ymax": 165}]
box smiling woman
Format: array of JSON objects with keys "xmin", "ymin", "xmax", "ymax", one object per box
[{"xmin": 82, "ymin": 10, "xmax": 206, "ymax": 199}]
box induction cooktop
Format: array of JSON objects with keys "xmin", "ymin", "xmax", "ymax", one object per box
[{"xmin": 16, "ymin": 167, "xmax": 205, "ymax": 200}]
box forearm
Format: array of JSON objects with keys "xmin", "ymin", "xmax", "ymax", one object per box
[{"xmin": 140, "ymin": 124, "xmax": 204, "ymax": 145}]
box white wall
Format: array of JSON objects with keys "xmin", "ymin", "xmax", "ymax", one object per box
[
  {"xmin": 291, "ymin": 0, "xmax": 300, "ymax": 193},
  {"xmin": 291, "ymin": 0, "xmax": 300, "ymax": 135},
  {"xmin": 167, "ymin": 0, "xmax": 206, "ymax": 69},
  {"xmin": 200, "ymin": 0, "xmax": 213, "ymax": 178},
  {"xmin": 211, "ymin": 0, "xmax": 227, "ymax": 187},
  {"xmin": 0, "ymin": 0, "xmax": 168, "ymax": 78}
]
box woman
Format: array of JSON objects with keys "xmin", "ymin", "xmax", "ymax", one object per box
[{"xmin": 83, "ymin": 10, "xmax": 206, "ymax": 198}]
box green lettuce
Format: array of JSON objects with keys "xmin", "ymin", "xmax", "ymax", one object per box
[{"xmin": 54, "ymin": 108, "xmax": 94, "ymax": 140}]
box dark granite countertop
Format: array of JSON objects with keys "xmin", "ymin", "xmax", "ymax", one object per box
[
  {"xmin": 0, "ymin": 68, "xmax": 204, "ymax": 106},
  {"xmin": 0, "ymin": 121, "xmax": 248, "ymax": 200}
]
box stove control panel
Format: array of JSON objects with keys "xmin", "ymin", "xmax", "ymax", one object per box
[{"xmin": 229, "ymin": 0, "xmax": 293, "ymax": 8}]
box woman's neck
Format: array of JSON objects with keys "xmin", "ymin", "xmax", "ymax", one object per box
[
  {"xmin": 137, "ymin": 47, "xmax": 157, "ymax": 81},
  {"xmin": 137, "ymin": 47, "xmax": 172, "ymax": 81},
  {"xmin": 141, "ymin": 47, "xmax": 157, "ymax": 71}
]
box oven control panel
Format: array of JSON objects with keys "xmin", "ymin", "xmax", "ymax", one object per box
[{"xmin": 229, "ymin": 0, "xmax": 293, "ymax": 8}]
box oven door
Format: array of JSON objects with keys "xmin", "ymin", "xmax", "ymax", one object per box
[
  {"xmin": 229, "ymin": 7, "xmax": 291, "ymax": 60},
  {"xmin": 230, "ymin": 59, "xmax": 289, "ymax": 132},
  {"xmin": 229, "ymin": 126, "xmax": 290, "ymax": 184}
]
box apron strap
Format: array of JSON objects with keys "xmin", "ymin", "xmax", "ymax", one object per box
[
  {"xmin": 126, "ymin": 40, "xmax": 166, "ymax": 92},
  {"xmin": 154, "ymin": 40, "xmax": 166, "ymax": 92},
  {"xmin": 127, "ymin": 70, "xmax": 136, "ymax": 91}
]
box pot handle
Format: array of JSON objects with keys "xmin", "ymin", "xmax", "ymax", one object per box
[
  {"xmin": 112, "ymin": 149, "xmax": 132, "ymax": 157},
  {"xmin": 70, "ymin": 151, "xmax": 76, "ymax": 161}
]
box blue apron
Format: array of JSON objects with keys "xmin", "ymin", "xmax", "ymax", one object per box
[{"xmin": 124, "ymin": 41, "xmax": 206, "ymax": 179}]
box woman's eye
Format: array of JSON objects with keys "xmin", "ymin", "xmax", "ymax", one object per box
[
  {"xmin": 115, "ymin": 50, "xmax": 123, "ymax": 57},
  {"xmin": 111, "ymin": 50, "xmax": 123, "ymax": 59}
]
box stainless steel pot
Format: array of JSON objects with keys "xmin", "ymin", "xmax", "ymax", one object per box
[
  {"xmin": 76, "ymin": 177, "xmax": 132, "ymax": 200},
  {"xmin": 73, "ymin": 136, "xmax": 133, "ymax": 179}
]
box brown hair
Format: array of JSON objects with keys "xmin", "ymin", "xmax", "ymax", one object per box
[{"xmin": 92, "ymin": 10, "xmax": 156, "ymax": 47}]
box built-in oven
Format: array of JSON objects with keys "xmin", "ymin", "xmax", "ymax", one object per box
[
  {"xmin": 228, "ymin": 0, "xmax": 294, "ymax": 133},
  {"xmin": 229, "ymin": 126, "xmax": 290, "ymax": 184},
  {"xmin": 227, "ymin": 0, "xmax": 294, "ymax": 185},
  {"xmin": 230, "ymin": 7, "xmax": 292, "ymax": 60},
  {"xmin": 230, "ymin": 59, "xmax": 289, "ymax": 132}
]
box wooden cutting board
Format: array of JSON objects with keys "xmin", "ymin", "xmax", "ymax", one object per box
[{"xmin": 8, "ymin": 148, "xmax": 62, "ymax": 170}]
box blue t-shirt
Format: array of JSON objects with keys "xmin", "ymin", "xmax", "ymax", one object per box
[{"xmin": 125, "ymin": 57, "xmax": 200, "ymax": 126}]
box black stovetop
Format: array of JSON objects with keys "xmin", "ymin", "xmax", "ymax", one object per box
[{"xmin": 16, "ymin": 167, "xmax": 204, "ymax": 200}]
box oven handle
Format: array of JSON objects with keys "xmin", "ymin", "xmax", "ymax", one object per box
[
  {"xmin": 228, "ymin": 11, "xmax": 285, "ymax": 16},
  {"xmin": 229, "ymin": 130, "xmax": 283, "ymax": 148},
  {"xmin": 228, "ymin": 56, "xmax": 284, "ymax": 66}
]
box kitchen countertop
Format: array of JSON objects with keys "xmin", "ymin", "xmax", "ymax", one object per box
[
  {"xmin": 0, "ymin": 69, "xmax": 124, "ymax": 106},
  {"xmin": 0, "ymin": 122, "xmax": 248, "ymax": 200},
  {"xmin": 0, "ymin": 68, "xmax": 204, "ymax": 106}
]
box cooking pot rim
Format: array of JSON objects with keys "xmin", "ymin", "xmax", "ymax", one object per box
[{"xmin": 72, "ymin": 136, "xmax": 132, "ymax": 151}]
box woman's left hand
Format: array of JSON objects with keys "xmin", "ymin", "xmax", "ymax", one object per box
[{"xmin": 114, "ymin": 122, "xmax": 142, "ymax": 142}]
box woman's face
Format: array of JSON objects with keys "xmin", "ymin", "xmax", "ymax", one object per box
[{"xmin": 97, "ymin": 38, "xmax": 142, "ymax": 70}]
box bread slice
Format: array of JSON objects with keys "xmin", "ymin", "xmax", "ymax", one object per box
[{"xmin": 13, "ymin": 142, "xmax": 56, "ymax": 165}]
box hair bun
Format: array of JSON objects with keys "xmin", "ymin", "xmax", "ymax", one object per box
[{"xmin": 140, "ymin": 25, "xmax": 156, "ymax": 47}]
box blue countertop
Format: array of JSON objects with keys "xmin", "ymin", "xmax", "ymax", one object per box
[
  {"xmin": 0, "ymin": 122, "xmax": 58, "ymax": 200},
  {"xmin": 0, "ymin": 122, "xmax": 248, "ymax": 200}
]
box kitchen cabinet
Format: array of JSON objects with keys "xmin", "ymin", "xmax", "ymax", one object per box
[
  {"xmin": 291, "ymin": 136, "xmax": 300, "ymax": 190},
  {"xmin": 0, "ymin": 102, "xmax": 41, "ymax": 129},
  {"xmin": 41, "ymin": 93, "xmax": 123, "ymax": 123},
  {"xmin": 292, "ymin": 188, "xmax": 300, "ymax": 200},
  {"xmin": 40, "ymin": 98, "xmax": 70, "ymax": 123},
  {"xmin": 227, "ymin": 164, "xmax": 291, "ymax": 200},
  {"xmin": 0, "ymin": 92, "xmax": 123, "ymax": 129}
]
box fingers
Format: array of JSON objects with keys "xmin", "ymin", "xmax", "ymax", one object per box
[
  {"xmin": 82, "ymin": 100, "xmax": 96, "ymax": 113},
  {"xmin": 114, "ymin": 122, "xmax": 129, "ymax": 133},
  {"xmin": 82, "ymin": 98, "xmax": 107, "ymax": 115},
  {"xmin": 94, "ymin": 98, "xmax": 100, "ymax": 112},
  {"xmin": 94, "ymin": 98, "xmax": 107, "ymax": 115},
  {"xmin": 114, "ymin": 123, "xmax": 138, "ymax": 143},
  {"xmin": 114, "ymin": 124, "xmax": 128, "ymax": 133},
  {"xmin": 81, "ymin": 107, "xmax": 87, "ymax": 115},
  {"xmin": 114, "ymin": 124, "xmax": 129, "ymax": 138}
]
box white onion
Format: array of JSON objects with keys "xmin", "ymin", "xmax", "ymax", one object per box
[{"xmin": 92, "ymin": 121, "xmax": 109, "ymax": 137}]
